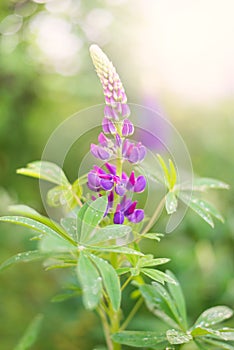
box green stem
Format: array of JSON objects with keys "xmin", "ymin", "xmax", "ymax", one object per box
[
  {"xmin": 119, "ymin": 297, "xmax": 143, "ymax": 331},
  {"xmin": 72, "ymin": 190, "xmax": 83, "ymax": 207},
  {"xmin": 141, "ymin": 196, "xmax": 165, "ymax": 235},
  {"xmin": 121, "ymin": 274, "xmax": 132, "ymax": 291},
  {"xmin": 98, "ymin": 306, "xmax": 113, "ymax": 350}
]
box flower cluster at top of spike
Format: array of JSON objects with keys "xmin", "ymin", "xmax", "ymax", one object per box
[{"xmin": 88, "ymin": 45, "xmax": 146, "ymax": 224}]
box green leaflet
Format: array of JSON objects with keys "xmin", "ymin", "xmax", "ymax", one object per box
[
  {"xmin": 166, "ymin": 329, "xmax": 193, "ymax": 345},
  {"xmin": 194, "ymin": 306, "xmax": 233, "ymax": 328},
  {"xmin": 181, "ymin": 177, "xmax": 229, "ymax": 192},
  {"xmin": 112, "ymin": 331, "xmax": 167, "ymax": 347},
  {"xmin": 138, "ymin": 256, "xmax": 170, "ymax": 268},
  {"xmin": 139, "ymin": 283, "xmax": 180, "ymax": 329},
  {"xmin": 77, "ymin": 196, "xmax": 108, "ymax": 243},
  {"xmin": 166, "ymin": 329, "xmax": 192, "ymax": 345},
  {"xmin": 179, "ymin": 193, "xmax": 224, "ymax": 227},
  {"xmin": 77, "ymin": 252, "xmax": 102, "ymax": 310},
  {"xmin": 17, "ymin": 161, "xmax": 69, "ymax": 186},
  {"xmin": 199, "ymin": 338, "xmax": 234, "ymax": 350},
  {"xmin": 0, "ymin": 250, "xmax": 54, "ymax": 271},
  {"xmin": 165, "ymin": 191, "xmax": 178, "ymax": 214},
  {"xmin": 141, "ymin": 233, "xmax": 164, "ymax": 242},
  {"xmin": 141, "ymin": 268, "xmax": 175, "ymax": 285},
  {"xmin": 0, "ymin": 215, "xmax": 76, "ymax": 246},
  {"xmin": 89, "ymin": 254, "xmax": 121, "ymax": 311},
  {"xmin": 86, "ymin": 245, "xmax": 143, "ymax": 256},
  {"xmin": 60, "ymin": 217, "xmax": 77, "ymax": 242},
  {"xmin": 14, "ymin": 314, "xmax": 43, "ymax": 350},
  {"xmin": 87, "ymin": 224, "xmax": 132, "ymax": 245},
  {"xmin": 166, "ymin": 270, "xmax": 187, "ymax": 329},
  {"xmin": 8, "ymin": 205, "xmax": 76, "ymax": 244}
]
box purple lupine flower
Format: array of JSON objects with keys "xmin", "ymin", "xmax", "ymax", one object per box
[
  {"xmin": 126, "ymin": 171, "xmax": 146, "ymax": 193},
  {"xmin": 122, "ymin": 119, "xmax": 134, "ymax": 136},
  {"xmin": 89, "ymin": 45, "xmax": 130, "ymax": 120},
  {"xmin": 102, "ymin": 118, "xmax": 116, "ymax": 134},
  {"xmin": 90, "ymin": 144, "xmax": 112, "ymax": 160},
  {"xmin": 114, "ymin": 196, "xmax": 144, "ymax": 224},
  {"xmin": 88, "ymin": 166, "xmax": 115, "ymax": 192},
  {"xmin": 88, "ymin": 45, "xmax": 147, "ymax": 226},
  {"xmin": 122, "ymin": 140, "xmax": 146, "ymax": 164}
]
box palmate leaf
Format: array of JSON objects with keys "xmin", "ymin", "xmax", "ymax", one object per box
[
  {"xmin": 0, "ymin": 215, "xmax": 76, "ymax": 246},
  {"xmin": 76, "ymin": 252, "xmax": 102, "ymax": 310},
  {"xmin": 77, "ymin": 196, "xmax": 108, "ymax": 243},
  {"xmin": 14, "ymin": 314, "xmax": 44, "ymax": 350},
  {"xmin": 17, "ymin": 161, "xmax": 69, "ymax": 186},
  {"xmin": 89, "ymin": 254, "xmax": 121, "ymax": 311},
  {"xmin": 112, "ymin": 331, "xmax": 168, "ymax": 348}
]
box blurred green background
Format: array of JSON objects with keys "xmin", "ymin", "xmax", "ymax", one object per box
[{"xmin": 0, "ymin": 0, "xmax": 234, "ymax": 349}]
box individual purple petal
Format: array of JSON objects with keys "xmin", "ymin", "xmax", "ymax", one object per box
[
  {"xmin": 121, "ymin": 172, "xmax": 128, "ymax": 181},
  {"xmin": 134, "ymin": 175, "xmax": 146, "ymax": 193},
  {"xmin": 121, "ymin": 104, "xmax": 130, "ymax": 118},
  {"xmin": 138, "ymin": 144, "xmax": 147, "ymax": 162},
  {"xmin": 122, "ymin": 119, "xmax": 134, "ymax": 136},
  {"xmin": 114, "ymin": 211, "xmax": 124, "ymax": 224},
  {"xmin": 105, "ymin": 162, "xmax": 116, "ymax": 175},
  {"xmin": 104, "ymin": 105, "xmax": 119, "ymax": 120},
  {"xmin": 100, "ymin": 178, "xmax": 114, "ymax": 191},
  {"xmin": 128, "ymin": 147, "xmax": 139, "ymax": 163},
  {"xmin": 128, "ymin": 209, "xmax": 144, "ymax": 223},
  {"xmin": 88, "ymin": 172, "xmax": 100, "ymax": 188},
  {"xmin": 102, "ymin": 117, "xmax": 110, "ymax": 134},
  {"xmin": 98, "ymin": 132, "xmax": 108, "ymax": 146},
  {"xmin": 97, "ymin": 147, "xmax": 111, "ymax": 160},
  {"xmin": 122, "ymin": 139, "xmax": 131, "ymax": 157},
  {"xmin": 126, "ymin": 171, "xmax": 135, "ymax": 190},
  {"xmin": 108, "ymin": 120, "xmax": 116, "ymax": 134},
  {"xmin": 122, "ymin": 120, "xmax": 128, "ymax": 136},
  {"xmin": 115, "ymin": 134, "xmax": 122, "ymax": 147},
  {"xmin": 115, "ymin": 184, "xmax": 126, "ymax": 196},
  {"xmin": 108, "ymin": 191, "xmax": 114, "ymax": 208},
  {"xmin": 124, "ymin": 201, "xmax": 137, "ymax": 216},
  {"xmin": 128, "ymin": 121, "xmax": 134, "ymax": 135},
  {"xmin": 90, "ymin": 144, "xmax": 100, "ymax": 158}
]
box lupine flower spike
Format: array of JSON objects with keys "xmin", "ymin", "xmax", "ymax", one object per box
[{"xmin": 88, "ymin": 44, "xmax": 147, "ymax": 224}]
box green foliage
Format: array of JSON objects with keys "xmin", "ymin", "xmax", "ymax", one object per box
[
  {"xmin": 151, "ymin": 156, "xmax": 228, "ymax": 227},
  {"xmin": 113, "ymin": 274, "xmax": 234, "ymax": 349},
  {"xmin": 17, "ymin": 161, "xmax": 69, "ymax": 186},
  {"xmin": 77, "ymin": 251, "xmax": 102, "ymax": 310}
]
